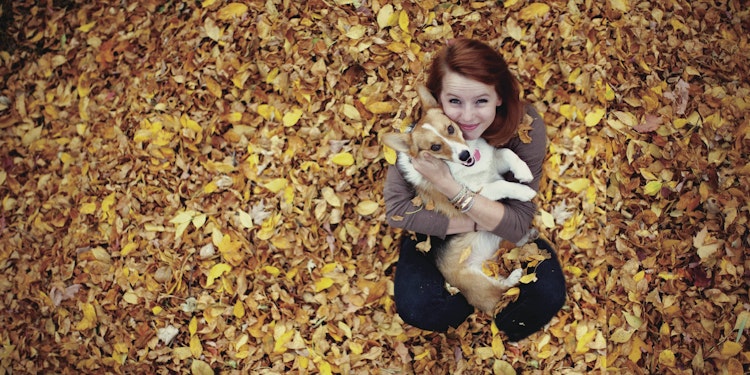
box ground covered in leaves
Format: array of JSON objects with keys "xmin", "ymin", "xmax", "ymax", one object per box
[{"xmin": 1, "ymin": 0, "xmax": 748, "ymax": 374}]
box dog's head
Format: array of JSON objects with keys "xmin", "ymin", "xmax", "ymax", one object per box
[{"xmin": 382, "ymin": 86, "xmax": 476, "ymax": 167}]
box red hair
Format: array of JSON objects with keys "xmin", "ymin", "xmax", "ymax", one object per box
[{"xmin": 426, "ymin": 38, "xmax": 523, "ymax": 147}]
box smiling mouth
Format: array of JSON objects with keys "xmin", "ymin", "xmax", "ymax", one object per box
[{"xmin": 462, "ymin": 156, "xmax": 476, "ymax": 167}]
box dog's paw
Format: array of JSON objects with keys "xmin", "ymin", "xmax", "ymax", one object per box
[
  {"xmin": 509, "ymin": 185, "xmax": 537, "ymax": 202},
  {"xmin": 507, "ymin": 268, "xmax": 524, "ymax": 285},
  {"xmin": 514, "ymin": 168, "xmax": 534, "ymax": 183}
]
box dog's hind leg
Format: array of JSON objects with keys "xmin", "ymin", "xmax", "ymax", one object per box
[{"xmin": 451, "ymin": 268, "xmax": 523, "ymax": 313}]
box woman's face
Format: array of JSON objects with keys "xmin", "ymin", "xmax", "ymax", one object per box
[{"xmin": 439, "ymin": 70, "xmax": 502, "ymax": 141}]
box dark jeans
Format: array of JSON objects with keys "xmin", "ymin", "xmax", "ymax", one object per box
[{"xmin": 393, "ymin": 233, "xmax": 566, "ymax": 341}]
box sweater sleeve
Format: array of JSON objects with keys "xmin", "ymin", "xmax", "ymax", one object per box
[
  {"xmin": 488, "ymin": 104, "xmax": 548, "ymax": 243},
  {"xmin": 383, "ymin": 161, "xmax": 451, "ymax": 238}
]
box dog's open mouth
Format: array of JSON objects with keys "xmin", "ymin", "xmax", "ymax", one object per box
[{"xmin": 462, "ymin": 157, "xmax": 476, "ymax": 167}]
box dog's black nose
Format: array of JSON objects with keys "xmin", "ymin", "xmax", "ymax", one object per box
[{"xmin": 458, "ymin": 150, "xmax": 471, "ymax": 161}]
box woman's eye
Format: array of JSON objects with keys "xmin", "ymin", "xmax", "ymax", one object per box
[
  {"xmin": 477, "ymin": 98, "xmax": 489, "ymax": 104},
  {"xmin": 447, "ymin": 125, "xmax": 455, "ymax": 135},
  {"xmin": 449, "ymin": 98, "xmax": 460, "ymax": 104},
  {"xmin": 431, "ymin": 144, "xmax": 441, "ymax": 151}
]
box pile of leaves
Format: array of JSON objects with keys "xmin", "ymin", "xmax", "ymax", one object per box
[{"xmin": 1, "ymin": 0, "xmax": 748, "ymax": 373}]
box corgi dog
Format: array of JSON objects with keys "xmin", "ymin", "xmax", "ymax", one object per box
[{"xmin": 383, "ymin": 86, "xmax": 537, "ymax": 313}]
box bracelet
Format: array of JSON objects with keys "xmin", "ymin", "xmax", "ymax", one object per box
[
  {"xmin": 459, "ymin": 191, "xmax": 476, "ymax": 213},
  {"xmin": 449, "ymin": 185, "xmax": 469, "ymax": 204}
]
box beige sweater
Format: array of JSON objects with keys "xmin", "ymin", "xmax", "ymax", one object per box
[{"xmin": 383, "ymin": 105, "xmax": 547, "ymax": 244}]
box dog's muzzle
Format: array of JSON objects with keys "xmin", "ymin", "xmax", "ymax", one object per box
[{"xmin": 459, "ymin": 150, "xmax": 475, "ymax": 167}]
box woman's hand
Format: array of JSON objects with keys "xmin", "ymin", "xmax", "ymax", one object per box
[{"xmin": 411, "ymin": 154, "xmax": 453, "ymax": 186}]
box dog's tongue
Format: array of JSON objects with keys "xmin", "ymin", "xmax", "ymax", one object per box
[{"xmin": 473, "ymin": 149, "xmax": 481, "ymax": 162}]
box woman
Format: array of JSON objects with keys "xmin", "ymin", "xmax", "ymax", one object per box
[{"xmin": 383, "ymin": 38, "xmax": 566, "ymax": 341}]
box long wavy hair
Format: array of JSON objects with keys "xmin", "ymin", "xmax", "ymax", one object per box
[{"xmin": 425, "ymin": 38, "xmax": 523, "ymax": 147}]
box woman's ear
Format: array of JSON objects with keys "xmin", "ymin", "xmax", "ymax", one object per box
[{"xmin": 496, "ymin": 97, "xmax": 503, "ymax": 107}]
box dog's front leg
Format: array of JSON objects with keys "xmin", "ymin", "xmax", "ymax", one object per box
[
  {"xmin": 481, "ymin": 180, "xmax": 537, "ymax": 202},
  {"xmin": 494, "ymin": 149, "xmax": 533, "ymax": 183}
]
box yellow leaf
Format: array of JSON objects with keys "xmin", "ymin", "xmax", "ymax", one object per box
[
  {"xmin": 315, "ymin": 277, "xmax": 334, "ymax": 292},
  {"xmin": 605, "ymin": 83, "xmax": 615, "ymax": 101},
  {"xmin": 191, "ymin": 359, "xmax": 213, "ymax": 375},
  {"xmin": 263, "ymin": 178, "xmax": 287, "ymax": 193},
  {"xmin": 564, "ymin": 178, "xmax": 590, "ymax": 193},
  {"xmin": 539, "ymin": 209, "xmax": 555, "ymax": 229},
  {"xmin": 170, "ymin": 210, "xmax": 197, "ymax": 225},
  {"xmin": 201, "ymin": 0, "xmax": 216, "ymax": 7},
  {"xmin": 192, "ymin": 214, "xmax": 207, "ymax": 229},
  {"xmin": 152, "ymin": 306, "xmax": 163, "ymax": 315},
  {"xmin": 365, "ymin": 101, "xmax": 395, "ymax": 114},
  {"xmin": 575, "ymin": 329, "xmax": 597, "ymax": 353},
  {"xmin": 217, "ymin": 3, "xmax": 248, "ymax": 20},
  {"xmin": 189, "ymin": 316, "xmax": 198, "ymax": 336},
  {"xmin": 316, "ymin": 359, "xmax": 333, "ymax": 375},
  {"xmin": 122, "ymin": 292, "xmax": 138, "ymax": 304},
  {"xmin": 398, "ymin": 10, "xmax": 409, "ymax": 32},
  {"xmin": 204, "ymin": 75, "xmax": 223, "ymax": 98},
  {"xmin": 721, "ymin": 341, "xmax": 742, "ymax": 357},
  {"xmin": 120, "ymin": 242, "xmax": 137, "ymax": 256},
  {"xmin": 610, "ymin": 0, "xmax": 631, "ymax": 12},
  {"xmin": 75, "ymin": 303, "xmax": 97, "ymax": 330},
  {"xmin": 203, "ymin": 181, "xmax": 218, "ymax": 194},
  {"xmin": 504, "ymin": 287, "xmax": 520, "ymax": 296},
  {"xmin": 520, "ymin": 273, "xmax": 538, "ymax": 284},
  {"xmin": 349, "ymin": 341, "xmax": 363, "ymax": 355},
  {"xmin": 238, "ymin": 210, "xmax": 254, "ymax": 228},
  {"xmin": 519, "ymin": 3, "xmax": 550, "ymax": 20},
  {"xmin": 204, "ymin": 17, "xmax": 222, "ymax": 42},
  {"xmin": 633, "ymin": 270, "xmax": 645, "ymax": 282},
  {"xmin": 282, "ymin": 108, "xmax": 303, "ymax": 127},
  {"xmin": 610, "ymin": 327, "xmax": 634, "ymax": 343},
  {"xmin": 190, "ymin": 335, "xmax": 203, "ymax": 358},
  {"xmin": 644, "ymin": 181, "xmax": 663, "ymax": 196},
  {"xmin": 273, "ymin": 329, "xmax": 294, "ymax": 354},
  {"xmin": 263, "ymin": 265, "xmax": 281, "ymax": 277},
  {"xmin": 355, "ymin": 200, "xmax": 379, "ymax": 216},
  {"xmin": 233, "ymin": 300, "xmax": 245, "ymax": 318},
  {"xmin": 564, "ymin": 265, "xmax": 583, "ymax": 277},
  {"xmin": 376, "ymin": 4, "xmax": 396, "ymax": 29},
  {"xmin": 225, "ymin": 112, "xmax": 242, "ymax": 123},
  {"xmin": 78, "ymin": 21, "xmax": 96, "ymax": 33},
  {"xmin": 585, "ymin": 107, "xmax": 605, "ymax": 127},
  {"xmin": 80, "ymin": 202, "xmax": 97, "ymax": 215},
  {"xmin": 345, "ymin": 24, "xmax": 367, "ymax": 39},
  {"xmin": 491, "ymin": 335, "xmax": 505, "ymax": 358},
  {"xmin": 257, "ymin": 104, "xmax": 276, "ymax": 121},
  {"xmin": 658, "ymin": 349, "xmax": 676, "ymax": 367},
  {"xmin": 206, "ymin": 263, "xmax": 232, "ymax": 287},
  {"xmin": 180, "ymin": 114, "xmax": 202, "ymax": 133},
  {"xmin": 383, "ymin": 145, "xmax": 397, "ymax": 164},
  {"xmin": 503, "ymin": 0, "xmax": 520, "ymax": 7},
  {"xmin": 341, "ymin": 103, "xmax": 361, "ymax": 120},
  {"xmin": 331, "ymin": 152, "xmax": 354, "ymax": 166}
]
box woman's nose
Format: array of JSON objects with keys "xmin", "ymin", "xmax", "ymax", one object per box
[{"xmin": 460, "ymin": 106, "xmax": 473, "ymax": 122}]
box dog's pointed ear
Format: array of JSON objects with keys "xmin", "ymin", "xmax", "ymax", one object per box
[
  {"xmin": 416, "ymin": 85, "xmax": 439, "ymax": 109},
  {"xmin": 382, "ymin": 133, "xmax": 411, "ymax": 153}
]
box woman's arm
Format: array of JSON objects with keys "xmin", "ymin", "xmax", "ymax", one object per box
[
  {"xmin": 383, "ymin": 164, "xmax": 452, "ymax": 237},
  {"xmin": 488, "ymin": 105, "xmax": 547, "ymax": 242}
]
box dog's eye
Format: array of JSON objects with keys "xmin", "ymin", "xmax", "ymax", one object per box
[
  {"xmin": 431, "ymin": 144, "xmax": 441, "ymax": 152},
  {"xmin": 447, "ymin": 125, "xmax": 455, "ymax": 135}
]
